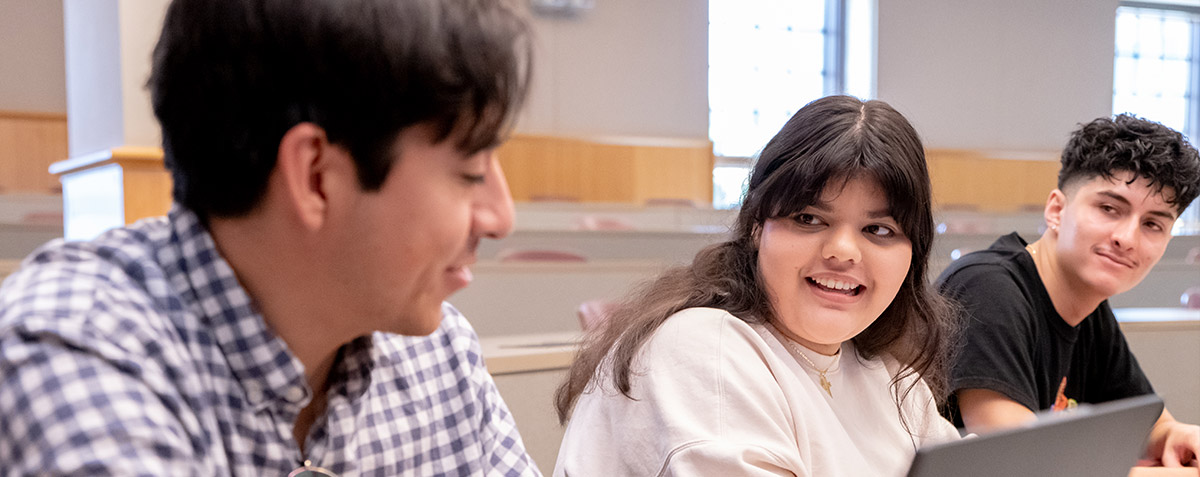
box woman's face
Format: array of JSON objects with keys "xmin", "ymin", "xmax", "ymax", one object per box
[{"xmin": 756, "ymin": 176, "xmax": 913, "ymax": 355}]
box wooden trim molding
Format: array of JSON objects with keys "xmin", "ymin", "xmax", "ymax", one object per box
[
  {"xmin": 48, "ymin": 146, "xmax": 165, "ymax": 175},
  {"xmin": 0, "ymin": 110, "xmax": 67, "ymax": 122}
]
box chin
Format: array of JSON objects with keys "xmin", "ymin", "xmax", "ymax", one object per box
[
  {"xmin": 1085, "ymin": 280, "xmax": 1126, "ymax": 300},
  {"xmin": 390, "ymin": 308, "xmax": 445, "ymax": 336}
]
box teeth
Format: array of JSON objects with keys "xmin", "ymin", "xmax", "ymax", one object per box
[{"xmin": 812, "ymin": 277, "xmax": 858, "ymax": 290}]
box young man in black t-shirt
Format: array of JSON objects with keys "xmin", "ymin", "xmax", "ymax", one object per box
[{"xmin": 938, "ymin": 114, "xmax": 1200, "ymax": 467}]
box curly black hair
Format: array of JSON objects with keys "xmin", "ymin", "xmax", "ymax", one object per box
[{"xmin": 1058, "ymin": 114, "xmax": 1200, "ymax": 214}]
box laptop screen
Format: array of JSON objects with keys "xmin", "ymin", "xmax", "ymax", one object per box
[{"xmin": 906, "ymin": 394, "xmax": 1164, "ymax": 477}]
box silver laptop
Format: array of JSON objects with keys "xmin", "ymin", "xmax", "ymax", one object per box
[{"xmin": 907, "ymin": 394, "xmax": 1164, "ymax": 477}]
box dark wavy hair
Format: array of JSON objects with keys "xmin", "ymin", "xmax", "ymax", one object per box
[
  {"xmin": 554, "ymin": 96, "xmax": 961, "ymax": 427},
  {"xmin": 149, "ymin": 0, "xmax": 532, "ymax": 220},
  {"xmin": 1059, "ymin": 114, "xmax": 1200, "ymax": 214}
]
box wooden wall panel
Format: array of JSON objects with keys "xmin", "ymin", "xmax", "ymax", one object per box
[
  {"xmin": 631, "ymin": 144, "xmax": 714, "ymax": 204},
  {"xmin": 927, "ymin": 149, "xmax": 1060, "ymax": 212},
  {"xmin": 0, "ymin": 111, "xmax": 68, "ymax": 193},
  {"xmin": 120, "ymin": 160, "xmax": 172, "ymax": 224},
  {"xmin": 578, "ymin": 144, "xmax": 636, "ymax": 202},
  {"xmin": 498, "ymin": 134, "xmax": 714, "ymax": 205},
  {"xmin": 499, "ymin": 136, "xmax": 1058, "ymax": 210},
  {"xmin": 3, "ymin": 121, "xmax": 1061, "ymax": 217}
]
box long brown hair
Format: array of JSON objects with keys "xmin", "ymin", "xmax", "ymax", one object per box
[{"xmin": 554, "ymin": 95, "xmax": 960, "ymax": 424}]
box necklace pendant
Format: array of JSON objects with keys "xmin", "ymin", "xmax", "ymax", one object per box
[{"xmin": 819, "ymin": 373, "xmax": 832, "ymax": 397}]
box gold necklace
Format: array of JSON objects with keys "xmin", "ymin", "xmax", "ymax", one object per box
[{"xmin": 792, "ymin": 345, "xmax": 836, "ymax": 398}]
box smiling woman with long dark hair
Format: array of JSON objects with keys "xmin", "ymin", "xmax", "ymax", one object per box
[{"xmin": 552, "ymin": 95, "xmax": 962, "ymax": 477}]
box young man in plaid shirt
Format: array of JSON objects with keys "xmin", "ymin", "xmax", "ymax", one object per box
[{"xmin": 0, "ymin": 0, "xmax": 541, "ymax": 474}]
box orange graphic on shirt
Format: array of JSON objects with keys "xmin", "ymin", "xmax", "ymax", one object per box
[{"xmin": 1051, "ymin": 377, "xmax": 1078, "ymax": 411}]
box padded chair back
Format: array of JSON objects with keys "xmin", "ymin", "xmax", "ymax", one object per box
[
  {"xmin": 576, "ymin": 299, "xmax": 617, "ymax": 331},
  {"xmin": 1183, "ymin": 286, "xmax": 1200, "ymax": 309},
  {"xmin": 495, "ymin": 248, "xmax": 587, "ymax": 263}
]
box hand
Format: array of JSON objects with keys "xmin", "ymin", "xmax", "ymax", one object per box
[{"xmin": 1155, "ymin": 421, "xmax": 1200, "ymax": 467}]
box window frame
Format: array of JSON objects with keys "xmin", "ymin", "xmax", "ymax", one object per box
[
  {"xmin": 1114, "ymin": 1, "xmax": 1200, "ymax": 233},
  {"xmin": 708, "ymin": 0, "xmax": 872, "ymax": 208},
  {"xmin": 1115, "ymin": 1, "xmax": 1200, "ymax": 143}
]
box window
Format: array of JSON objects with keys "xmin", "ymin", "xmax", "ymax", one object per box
[
  {"xmin": 1113, "ymin": 2, "xmax": 1200, "ymax": 233},
  {"xmin": 709, "ymin": 0, "xmax": 875, "ymax": 209}
]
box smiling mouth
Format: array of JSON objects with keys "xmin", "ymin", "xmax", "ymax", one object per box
[
  {"xmin": 1096, "ymin": 250, "xmax": 1134, "ymax": 268},
  {"xmin": 807, "ymin": 277, "xmax": 864, "ymax": 296}
]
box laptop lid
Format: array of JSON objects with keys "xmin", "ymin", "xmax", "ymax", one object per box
[{"xmin": 906, "ymin": 394, "xmax": 1164, "ymax": 477}]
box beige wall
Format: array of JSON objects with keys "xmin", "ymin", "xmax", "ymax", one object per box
[
  {"xmin": 877, "ymin": 0, "xmax": 1120, "ymax": 150},
  {"xmin": 115, "ymin": 0, "xmax": 170, "ymax": 151},
  {"xmin": 517, "ymin": 0, "xmax": 709, "ymax": 138},
  {"xmin": 0, "ymin": 0, "xmax": 66, "ymax": 113},
  {"xmin": 516, "ymin": 0, "xmax": 1126, "ymax": 151},
  {"xmin": 2, "ymin": 1, "xmax": 1126, "ymax": 152}
]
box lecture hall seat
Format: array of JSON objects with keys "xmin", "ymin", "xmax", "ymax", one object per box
[
  {"xmin": 495, "ymin": 248, "xmax": 587, "ymax": 263},
  {"xmin": 576, "ymin": 299, "xmax": 616, "ymax": 332}
]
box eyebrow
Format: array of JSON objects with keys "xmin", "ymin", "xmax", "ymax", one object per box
[
  {"xmin": 1096, "ymin": 190, "xmax": 1176, "ymax": 221},
  {"xmin": 808, "ymin": 202, "xmax": 895, "ymax": 220}
]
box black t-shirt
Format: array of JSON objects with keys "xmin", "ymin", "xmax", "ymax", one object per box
[{"xmin": 937, "ymin": 232, "xmax": 1154, "ymax": 427}]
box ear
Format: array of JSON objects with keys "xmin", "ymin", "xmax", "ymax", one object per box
[
  {"xmin": 1044, "ymin": 188, "xmax": 1065, "ymax": 235},
  {"xmin": 274, "ymin": 123, "xmax": 334, "ymax": 231}
]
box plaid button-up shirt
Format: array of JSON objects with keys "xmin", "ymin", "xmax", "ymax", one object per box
[{"xmin": 0, "ymin": 206, "xmax": 540, "ymax": 476}]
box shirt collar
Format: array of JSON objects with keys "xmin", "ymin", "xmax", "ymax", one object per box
[{"xmin": 329, "ymin": 334, "xmax": 376, "ymax": 402}]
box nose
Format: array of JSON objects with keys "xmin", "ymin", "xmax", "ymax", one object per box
[
  {"xmin": 822, "ymin": 225, "xmax": 861, "ymax": 264},
  {"xmin": 1111, "ymin": 217, "xmax": 1138, "ymax": 251},
  {"xmin": 473, "ymin": 152, "xmax": 515, "ymax": 240}
]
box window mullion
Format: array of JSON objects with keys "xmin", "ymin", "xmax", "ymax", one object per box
[
  {"xmin": 824, "ymin": 0, "xmax": 846, "ymax": 95},
  {"xmin": 1191, "ymin": 14, "xmax": 1199, "ymax": 142}
]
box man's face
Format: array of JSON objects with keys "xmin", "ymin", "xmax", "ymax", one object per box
[
  {"xmin": 1050, "ymin": 171, "xmax": 1177, "ymax": 298},
  {"xmin": 333, "ymin": 124, "xmax": 514, "ymax": 336}
]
